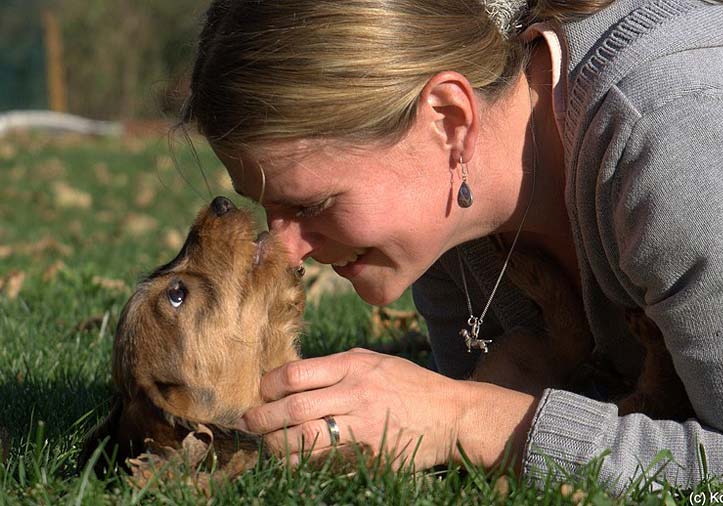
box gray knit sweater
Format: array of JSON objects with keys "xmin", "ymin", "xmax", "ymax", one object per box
[{"xmin": 412, "ymin": 0, "xmax": 723, "ymax": 493}]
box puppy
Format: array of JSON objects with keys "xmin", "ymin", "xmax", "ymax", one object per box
[
  {"xmin": 471, "ymin": 247, "xmax": 694, "ymax": 421},
  {"xmin": 80, "ymin": 196, "xmax": 304, "ymax": 477}
]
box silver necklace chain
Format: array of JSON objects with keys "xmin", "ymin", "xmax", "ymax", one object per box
[{"xmin": 457, "ymin": 86, "xmax": 538, "ymax": 353}]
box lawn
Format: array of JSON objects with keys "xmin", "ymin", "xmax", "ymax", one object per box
[{"xmin": 0, "ymin": 132, "xmax": 717, "ymax": 504}]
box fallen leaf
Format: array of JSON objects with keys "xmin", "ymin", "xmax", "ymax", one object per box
[
  {"xmin": 128, "ymin": 451, "xmax": 175, "ymax": 490},
  {"xmin": 134, "ymin": 185, "xmax": 156, "ymax": 208},
  {"xmin": 370, "ymin": 306, "xmax": 421, "ymax": 338},
  {"xmin": 91, "ymin": 276, "xmax": 128, "ymax": 293},
  {"xmin": 42, "ymin": 260, "xmax": 67, "ymax": 282},
  {"xmin": 156, "ymin": 155, "xmax": 174, "ymax": 172},
  {"xmin": 52, "ymin": 181, "xmax": 92, "ymax": 209},
  {"xmin": 181, "ymin": 424, "xmax": 214, "ymax": 465},
  {"xmin": 22, "ymin": 237, "xmax": 73, "ymax": 257},
  {"xmin": 38, "ymin": 157, "xmax": 66, "ymax": 179},
  {"xmin": 163, "ymin": 229, "xmax": 184, "ymax": 251},
  {"xmin": 571, "ymin": 490, "xmax": 587, "ymax": 505},
  {"xmin": 0, "ymin": 246, "xmax": 12, "ymax": 260},
  {"xmin": 123, "ymin": 213, "xmax": 158, "ymax": 236},
  {"xmin": 1, "ymin": 271, "xmax": 26, "ymax": 299},
  {"xmin": 128, "ymin": 425, "xmax": 214, "ymax": 493},
  {"xmin": 303, "ymin": 262, "xmax": 354, "ymax": 304},
  {"xmin": 73, "ymin": 315, "xmax": 104, "ymax": 333},
  {"xmin": 560, "ymin": 483, "xmax": 574, "ymax": 497},
  {"xmin": 93, "ymin": 163, "xmax": 112, "ymax": 185},
  {"xmin": 128, "ymin": 424, "xmax": 258, "ymax": 494},
  {"xmin": 493, "ymin": 476, "xmax": 510, "ymax": 500}
]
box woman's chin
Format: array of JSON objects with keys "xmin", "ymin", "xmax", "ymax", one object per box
[{"xmin": 351, "ymin": 278, "xmax": 406, "ymax": 307}]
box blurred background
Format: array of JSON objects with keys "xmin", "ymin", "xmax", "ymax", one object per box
[
  {"xmin": 0, "ymin": 7, "xmax": 425, "ymax": 495},
  {"xmin": 0, "ymin": 0, "xmax": 206, "ymax": 123},
  {"xmin": 0, "ymin": 0, "xmax": 421, "ymax": 360}
]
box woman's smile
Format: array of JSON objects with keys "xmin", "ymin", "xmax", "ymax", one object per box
[
  {"xmin": 331, "ymin": 247, "xmax": 370, "ymax": 268},
  {"xmin": 331, "ymin": 248, "xmax": 372, "ymax": 277}
]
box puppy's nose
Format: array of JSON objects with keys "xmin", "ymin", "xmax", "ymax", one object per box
[{"xmin": 210, "ymin": 196, "xmax": 235, "ymax": 217}]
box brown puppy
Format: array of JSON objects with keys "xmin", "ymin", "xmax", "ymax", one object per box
[{"xmin": 80, "ymin": 196, "xmax": 303, "ymax": 475}]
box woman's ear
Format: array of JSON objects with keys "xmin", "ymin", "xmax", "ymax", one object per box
[{"xmin": 418, "ymin": 71, "xmax": 479, "ymax": 164}]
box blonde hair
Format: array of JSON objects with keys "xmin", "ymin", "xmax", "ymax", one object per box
[{"xmin": 183, "ymin": 0, "xmax": 613, "ymax": 151}]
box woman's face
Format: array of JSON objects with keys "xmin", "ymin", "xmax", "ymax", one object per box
[{"xmin": 217, "ymin": 124, "xmax": 469, "ymax": 306}]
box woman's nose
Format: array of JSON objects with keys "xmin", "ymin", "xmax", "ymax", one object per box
[{"xmin": 267, "ymin": 215, "xmax": 316, "ymax": 265}]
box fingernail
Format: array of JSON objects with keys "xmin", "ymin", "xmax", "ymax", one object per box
[{"xmin": 234, "ymin": 418, "xmax": 249, "ymax": 431}]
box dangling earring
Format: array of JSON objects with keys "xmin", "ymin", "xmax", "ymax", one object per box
[{"xmin": 457, "ymin": 157, "xmax": 473, "ymax": 208}]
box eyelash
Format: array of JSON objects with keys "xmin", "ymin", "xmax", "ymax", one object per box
[{"xmin": 294, "ymin": 198, "xmax": 332, "ymax": 218}]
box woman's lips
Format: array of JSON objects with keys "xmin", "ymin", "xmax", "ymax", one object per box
[
  {"xmin": 331, "ymin": 248, "xmax": 369, "ymax": 267},
  {"xmin": 332, "ymin": 249, "xmax": 370, "ymax": 278}
]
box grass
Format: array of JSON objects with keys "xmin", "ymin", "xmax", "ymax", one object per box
[{"xmin": 0, "ymin": 132, "xmax": 719, "ymax": 504}]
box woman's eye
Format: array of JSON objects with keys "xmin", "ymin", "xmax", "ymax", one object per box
[
  {"xmin": 167, "ymin": 282, "xmax": 187, "ymax": 308},
  {"xmin": 294, "ymin": 198, "xmax": 332, "ymax": 218}
]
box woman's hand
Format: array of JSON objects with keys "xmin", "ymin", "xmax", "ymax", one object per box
[{"xmin": 242, "ymin": 348, "xmax": 539, "ymax": 471}]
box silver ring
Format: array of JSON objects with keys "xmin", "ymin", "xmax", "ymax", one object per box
[{"xmin": 323, "ymin": 415, "xmax": 340, "ymax": 446}]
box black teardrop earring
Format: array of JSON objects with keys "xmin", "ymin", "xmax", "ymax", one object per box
[{"xmin": 457, "ymin": 157, "xmax": 473, "ymax": 208}]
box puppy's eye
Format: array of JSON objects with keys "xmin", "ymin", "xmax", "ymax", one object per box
[{"xmin": 167, "ymin": 281, "xmax": 187, "ymax": 308}]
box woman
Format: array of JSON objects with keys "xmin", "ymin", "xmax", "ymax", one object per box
[{"xmin": 181, "ymin": 0, "xmax": 723, "ymax": 493}]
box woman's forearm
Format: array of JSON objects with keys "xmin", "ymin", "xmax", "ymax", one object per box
[{"xmin": 453, "ymin": 381, "xmax": 539, "ymax": 473}]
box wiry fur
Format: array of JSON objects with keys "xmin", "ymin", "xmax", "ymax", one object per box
[{"xmin": 80, "ymin": 199, "xmax": 303, "ymax": 474}]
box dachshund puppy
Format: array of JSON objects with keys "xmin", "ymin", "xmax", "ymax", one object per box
[{"xmin": 80, "ymin": 196, "xmax": 304, "ymax": 478}]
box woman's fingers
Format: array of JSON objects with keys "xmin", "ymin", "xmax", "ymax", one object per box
[
  {"xmin": 259, "ymin": 351, "xmax": 358, "ymax": 402},
  {"xmin": 263, "ymin": 415, "xmax": 354, "ymax": 455},
  {"xmin": 244, "ymin": 384, "xmax": 353, "ymax": 434},
  {"xmin": 244, "ymin": 348, "xmax": 481, "ymax": 470}
]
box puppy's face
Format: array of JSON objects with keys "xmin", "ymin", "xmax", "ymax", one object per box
[{"xmin": 85, "ymin": 197, "xmax": 303, "ymax": 466}]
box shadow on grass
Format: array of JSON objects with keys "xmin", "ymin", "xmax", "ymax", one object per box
[{"xmin": 0, "ymin": 377, "xmax": 112, "ymax": 445}]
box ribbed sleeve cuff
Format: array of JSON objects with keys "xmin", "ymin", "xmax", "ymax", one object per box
[{"xmin": 521, "ymin": 389, "xmax": 619, "ymax": 486}]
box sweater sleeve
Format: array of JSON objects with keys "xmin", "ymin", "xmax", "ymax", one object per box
[{"xmin": 522, "ymin": 95, "xmax": 723, "ymax": 494}]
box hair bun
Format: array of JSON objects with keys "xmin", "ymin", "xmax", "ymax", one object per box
[{"xmin": 482, "ymin": 0, "xmax": 529, "ymax": 35}]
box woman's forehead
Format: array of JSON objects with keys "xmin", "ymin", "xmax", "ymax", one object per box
[
  {"xmin": 222, "ymin": 141, "xmax": 342, "ymax": 202},
  {"xmin": 247, "ymin": 138, "xmax": 334, "ymax": 165}
]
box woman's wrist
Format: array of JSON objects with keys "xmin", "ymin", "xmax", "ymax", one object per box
[{"xmin": 452, "ymin": 380, "xmax": 539, "ymax": 473}]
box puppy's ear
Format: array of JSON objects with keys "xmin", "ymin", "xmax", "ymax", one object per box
[{"xmin": 77, "ymin": 397, "xmax": 124, "ymax": 476}]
